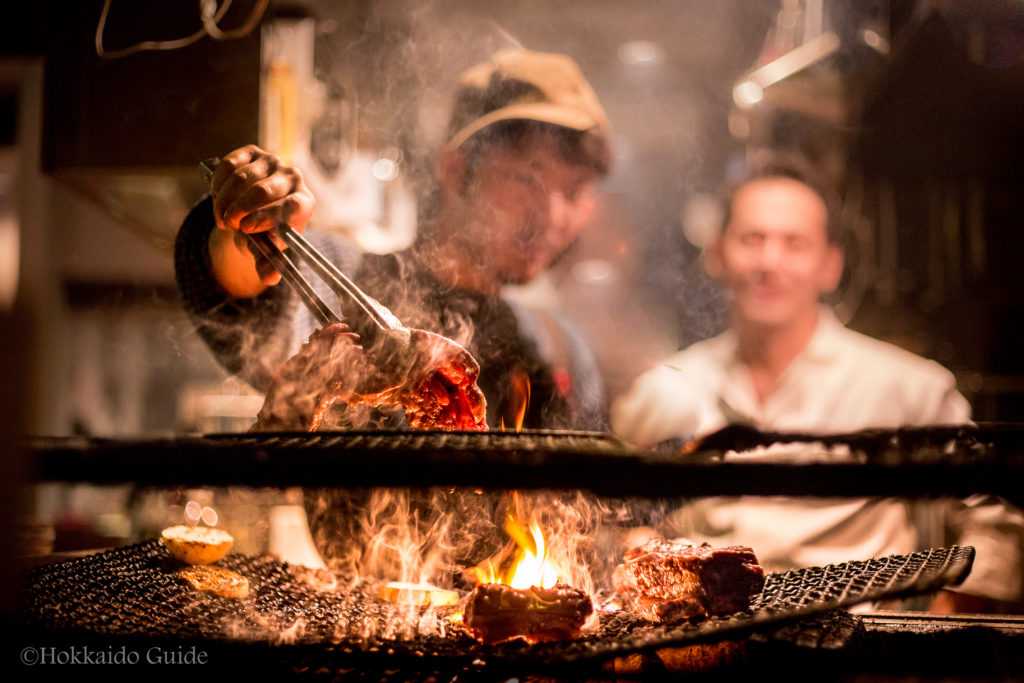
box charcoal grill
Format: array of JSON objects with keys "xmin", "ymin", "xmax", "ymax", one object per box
[
  {"xmin": 18, "ymin": 540, "xmax": 974, "ymax": 678},
  {"xmin": 17, "ymin": 424, "xmax": 1024, "ymax": 679}
]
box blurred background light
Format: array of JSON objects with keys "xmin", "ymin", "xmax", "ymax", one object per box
[
  {"xmin": 617, "ymin": 40, "xmax": 664, "ymax": 66},
  {"xmin": 732, "ymin": 80, "xmax": 764, "ymax": 108}
]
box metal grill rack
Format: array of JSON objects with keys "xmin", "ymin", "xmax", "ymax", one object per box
[
  {"xmin": 27, "ymin": 428, "xmax": 1024, "ymax": 501},
  {"xmin": 19, "ymin": 542, "xmax": 974, "ymax": 676}
]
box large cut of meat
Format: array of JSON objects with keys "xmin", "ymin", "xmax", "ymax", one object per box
[
  {"xmin": 464, "ymin": 583, "xmax": 594, "ymax": 644},
  {"xmin": 253, "ymin": 323, "xmax": 487, "ymax": 431},
  {"xmin": 614, "ymin": 541, "xmax": 764, "ymax": 623}
]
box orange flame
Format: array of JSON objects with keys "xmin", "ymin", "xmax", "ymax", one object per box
[
  {"xmin": 471, "ymin": 513, "xmax": 563, "ymax": 589},
  {"xmin": 499, "ymin": 371, "xmax": 531, "ymax": 432},
  {"xmin": 511, "ymin": 372, "xmax": 530, "ymax": 432}
]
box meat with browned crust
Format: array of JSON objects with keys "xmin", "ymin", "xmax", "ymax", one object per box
[
  {"xmin": 464, "ymin": 583, "xmax": 593, "ymax": 644},
  {"xmin": 253, "ymin": 323, "xmax": 487, "ymax": 431},
  {"xmin": 614, "ymin": 541, "xmax": 764, "ymax": 623}
]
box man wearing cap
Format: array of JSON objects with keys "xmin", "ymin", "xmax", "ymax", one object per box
[{"xmin": 175, "ymin": 49, "xmax": 612, "ymax": 430}]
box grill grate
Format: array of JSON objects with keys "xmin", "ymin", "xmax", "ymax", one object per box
[
  {"xmin": 28, "ymin": 430, "xmax": 1024, "ymax": 501},
  {"xmin": 19, "ymin": 542, "xmax": 973, "ymax": 675}
]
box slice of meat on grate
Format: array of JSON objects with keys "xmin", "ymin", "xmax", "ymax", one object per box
[
  {"xmin": 464, "ymin": 583, "xmax": 594, "ymax": 644},
  {"xmin": 613, "ymin": 540, "xmax": 765, "ymax": 623}
]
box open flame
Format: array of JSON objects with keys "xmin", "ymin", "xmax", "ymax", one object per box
[
  {"xmin": 498, "ymin": 372, "xmax": 531, "ymax": 432},
  {"xmin": 507, "ymin": 519, "xmax": 560, "ymax": 589},
  {"xmin": 471, "ymin": 514, "xmax": 564, "ymax": 589}
]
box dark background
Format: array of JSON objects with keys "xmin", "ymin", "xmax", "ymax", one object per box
[{"xmin": 0, "ymin": 0, "xmax": 1022, "ymax": 428}]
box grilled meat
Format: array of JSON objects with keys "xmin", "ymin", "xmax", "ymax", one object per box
[
  {"xmin": 464, "ymin": 583, "xmax": 593, "ymax": 644},
  {"xmin": 253, "ymin": 323, "xmax": 486, "ymax": 431},
  {"xmin": 614, "ymin": 541, "xmax": 764, "ymax": 623}
]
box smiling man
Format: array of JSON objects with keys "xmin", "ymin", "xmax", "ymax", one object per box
[
  {"xmin": 611, "ymin": 156, "xmax": 1023, "ymax": 612},
  {"xmin": 176, "ymin": 48, "xmax": 612, "ymax": 430}
]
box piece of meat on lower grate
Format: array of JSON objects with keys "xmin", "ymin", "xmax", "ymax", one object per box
[
  {"xmin": 464, "ymin": 583, "xmax": 594, "ymax": 644},
  {"xmin": 614, "ymin": 541, "xmax": 765, "ymax": 623}
]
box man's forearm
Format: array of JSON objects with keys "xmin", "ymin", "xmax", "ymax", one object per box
[
  {"xmin": 208, "ymin": 226, "xmax": 271, "ymax": 299},
  {"xmin": 175, "ymin": 195, "xmax": 292, "ymax": 391}
]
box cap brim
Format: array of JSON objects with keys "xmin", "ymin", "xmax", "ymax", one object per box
[{"xmin": 445, "ymin": 102, "xmax": 598, "ymax": 150}]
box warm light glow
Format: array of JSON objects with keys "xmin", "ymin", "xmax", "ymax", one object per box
[
  {"xmin": 372, "ymin": 158, "xmax": 399, "ymax": 182},
  {"xmin": 379, "ymin": 581, "xmax": 459, "ymax": 607},
  {"xmin": 618, "ymin": 40, "xmax": 663, "ymax": 66},
  {"xmin": 733, "ymin": 80, "xmax": 763, "ymax": 108},
  {"xmin": 571, "ymin": 259, "xmax": 617, "ymax": 285},
  {"xmin": 471, "ymin": 515, "xmax": 563, "ymax": 589},
  {"xmin": 185, "ymin": 500, "xmax": 202, "ymax": 524},
  {"xmin": 185, "ymin": 500, "xmax": 218, "ymax": 527},
  {"xmin": 862, "ymin": 28, "xmax": 889, "ymax": 54},
  {"xmin": 200, "ymin": 506, "xmax": 219, "ymax": 527},
  {"xmin": 473, "ymin": 558, "xmax": 502, "ymax": 585}
]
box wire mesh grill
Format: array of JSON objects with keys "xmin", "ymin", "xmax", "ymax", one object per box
[{"xmin": 19, "ymin": 542, "xmax": 973, "ymax": 674}]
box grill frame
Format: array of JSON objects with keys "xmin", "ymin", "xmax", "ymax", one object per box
[{"xmin": 26, "ymin": 426, "xmax": 1024, "ymax": 502}]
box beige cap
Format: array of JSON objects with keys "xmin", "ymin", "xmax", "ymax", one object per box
[{"xmin": 445, "ymin": 48, "xmax": 611, "ymax": 159}]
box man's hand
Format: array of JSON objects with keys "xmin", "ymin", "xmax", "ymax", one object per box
[{"xmin": 206, "ymin": 144, "xmax": 315, "ymax": 298}]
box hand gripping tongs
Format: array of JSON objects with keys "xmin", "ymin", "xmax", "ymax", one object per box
[{"xmin": 198, "ymin": 157, "xmax": 487, "ymax": 429}]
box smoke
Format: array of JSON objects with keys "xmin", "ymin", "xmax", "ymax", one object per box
[
  {"xmin": 310, "ymin": 488, "xmax": 496, "ymax": 588},
  {"xmin": 302, "ymin": 484, "xmax": 685, "ymax": 638}
]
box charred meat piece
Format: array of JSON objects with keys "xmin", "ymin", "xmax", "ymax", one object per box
[
  {"xmin": 253, "ymin": 323, "xmax": 487, "ymax": 431},
  {"xmin": 395, "ymin": 329, "xmax": 487, "ymax": 431},
  {"xmin": 464, "ymin": 583, "xmax": 593, "ymax": 644},
  {"xmin": 253, "ymin": 323, "xmax": 364, "ymax": 431},
  {"xmin": 614, "ymin": 541, "xmax": 764, "ymax": 623}
]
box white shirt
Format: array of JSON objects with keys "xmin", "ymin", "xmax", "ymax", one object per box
[{"xmin": 611, "ymin": 308, "xmax": 1023, "ymax": 602}]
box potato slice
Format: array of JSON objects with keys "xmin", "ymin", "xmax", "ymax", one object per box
[
  {"xmin": 378, "ymin": 581, "xmax": 460, "ymax": 607},
  {"xmin": 161, "ymin": 525, "xmax": 234, "ymax": 565},
  {"xmin": 177, "ymin": 565, "xmax": 250, "ymax": 599}
]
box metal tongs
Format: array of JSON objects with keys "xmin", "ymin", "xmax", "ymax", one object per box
[
  {"xmin": 198, "ymin": 158, "xmax": 408, "ymax": 348},
  {"xmin": 198, "ymin": 158, "xmax": 488, "ymax": 430}
]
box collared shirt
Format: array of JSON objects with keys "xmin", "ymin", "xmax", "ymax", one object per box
[{"xmin": 611, "ymin": 308, "xmax": 1022, "ymax": 602}]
